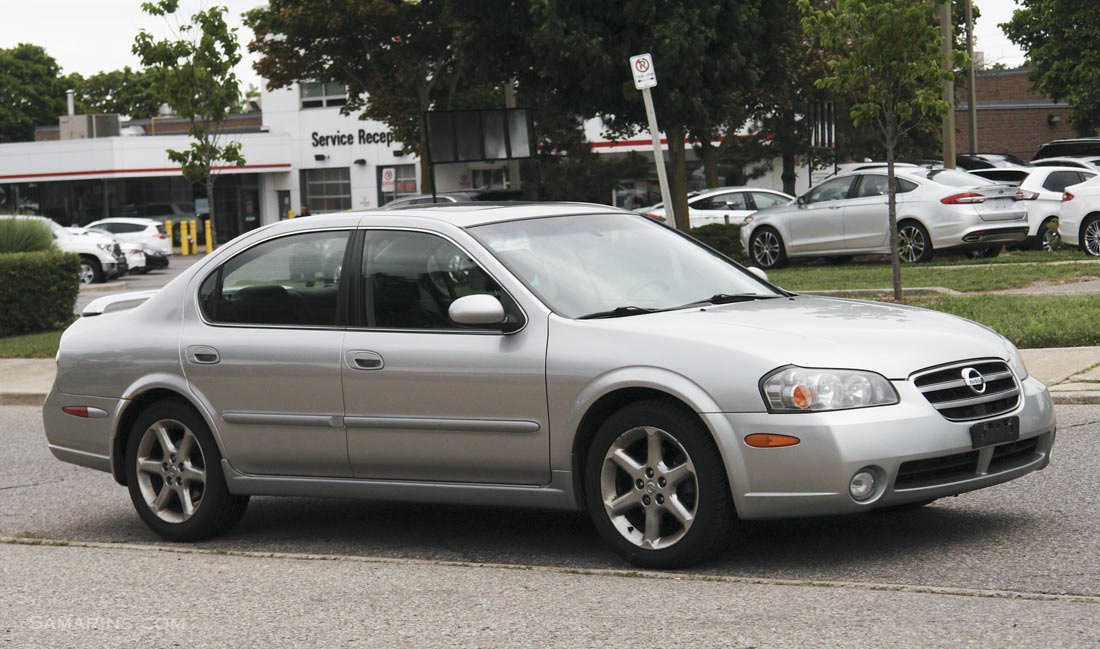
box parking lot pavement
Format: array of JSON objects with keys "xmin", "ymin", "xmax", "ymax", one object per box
[
  {"xmin": 3, "ymin": 404, "xmax": 1099, "ymax": 601},
  {"xmin": 75, "ymin": 254, "xmax": 206, "ymax": 313}
]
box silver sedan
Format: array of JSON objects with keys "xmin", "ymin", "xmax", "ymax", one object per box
[{"xmin": 43, "ymin": 204, "xmax": 1055, "ymax": 568}]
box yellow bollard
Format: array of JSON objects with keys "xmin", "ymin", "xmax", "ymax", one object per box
[
  {"xmin": 188, "ymin": 220, "xmax": 197, "ymax": 255},
  {"xmin": 204, "ymin": 219, "xmax": 213, "ymax": 254},
  {"xmin": 180, "ymin": 221, "xmax": 190, "ymax": 256},
  {"xmin": 287, "ymin": 209, "xmax": 295, "ymax": 219}
]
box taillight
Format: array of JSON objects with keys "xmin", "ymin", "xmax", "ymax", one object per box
[
  {"xmin": 155, "ymin": 233, "xmax": 168, "ymax": 238},
  {"xmin": 941, "ymin": 192, "xmax": 986, "ymax": 204},
  {"xmin": 1015, "ymin": 189, "xmax": 1039, "ymax": 200},
  {"xmin": 1063, "ymin": 191, "xmax": 1075, "ymax": 202}
]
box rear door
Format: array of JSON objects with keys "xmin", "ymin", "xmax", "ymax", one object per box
[
  {"xmin": 688, "ymin": 191, "xmax": 754, "ymax": 227},
  {"xmin": 842, "ymin": 173, "xmax": 890, "ymax": 250}
]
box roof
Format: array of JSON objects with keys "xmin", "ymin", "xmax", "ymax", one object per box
[{"xmin": 281, "ymin": 202, "xmax": 631, "ymax": 231}]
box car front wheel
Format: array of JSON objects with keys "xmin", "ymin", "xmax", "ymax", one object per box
[
  {"xmin": 898, "ymin": 221, "xmax": 934, "ymax": 263},
  {"xmin": 749, "ymin": 227, "xmax": 787, "ymax": 269},
  {"xmin": 125, "ymin": 400, "xmax": 249, "ymax": 541},
  {"xmin": 584, "ymin": 400, "xmax": 735, "ymax": 569},
  {"xmin": 78, "ymin": 256, "xmax": 103, "ymax": 284}
]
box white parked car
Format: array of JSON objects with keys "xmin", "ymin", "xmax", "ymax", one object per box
[
  {"xmin": 70, "ymin": 227, "xmax": 144, "ymax": 276},
  {"xmin": 84, "ymin": 217, "xmax": 172, "ymax": 255},
  {"xmin": 635, "ymin": 187, "xmax": 794, "ymax": 227},
  {"xmin": 0, "ymin": 215, "xmax": 125, "ymax": 283},
  {"xmin": 970, "ymin": 166, "xmax": 1098, "ymax": 250},
  {"xmin": 1057, "ymin": 175, "xmax": 1100, "ymax": 256},
  {"xmin": 740, "ymin": 168, "xmax": 1029, "ymax": 268},
  {"xmin": 1030, "ymin": 156, "xmax": 1100, "ymax": 174}
]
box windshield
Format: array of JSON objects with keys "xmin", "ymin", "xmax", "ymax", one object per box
[{"xmin": 470, "ymin": 213, "xmax": 781, "ymax": 318}]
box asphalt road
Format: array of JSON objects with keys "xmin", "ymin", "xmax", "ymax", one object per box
[{"xmin": 2, "ymin": 404, "xmax": 1098, "ymax": 647}]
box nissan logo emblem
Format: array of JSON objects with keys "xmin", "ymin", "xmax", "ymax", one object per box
[{"xmin": 961, "ymin": 367, "xmax": 986, "ymax": 394}]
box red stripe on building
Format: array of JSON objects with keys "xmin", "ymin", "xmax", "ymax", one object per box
[{"xmin": 0, "ymin": 163, "xmax": 293, "ymax": 181}]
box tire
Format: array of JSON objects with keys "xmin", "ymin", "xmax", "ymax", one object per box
[
  {"xmin": 584, "ymin": 400, "xmax": 736, "ymax": 569},
  {"xmin": 125, "ymin": 400, "xmax": 249, "ymax": 541},
  {"xmin": 1033, "ymin": 217, "xmax": 1059, "ymax": 252},
  {"xmin": 78, "ymin": 256, "xmax": 103, "ymax": 284},
  {"xmin": 1081, "ymin": 215, "xmax": 1100, "ymax": 257},
  {"xmin": 897, "ymin": 221, "xmax": 933, "ymax": 263},
  {"xmin": 749, "ymin": 227, "xmax": 788, "ymax": 269}
]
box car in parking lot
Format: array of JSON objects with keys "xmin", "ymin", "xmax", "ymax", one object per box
[
  {"xmin": 970, "ymin": 166, "xmax": 1098, "ymax": 250},
  {"xmin": 1032, "ymin": 137, "xmax": 1100, "ymax": 161},
  {"xmin": 84, "ymin": 217, "xmax": 172, "ymax": 256},
  {"xmin": 1, "ymin": 215, "xmax": 125, "ymax": 283},
  {"xmin": 1030, "ymin": 156, "xmax": 1100, "ymax": 174},
  {"xmin": 43, "ymin": 203, "xmax": 1055, "ymax": 568},
  {"xmin": 741, "ymin": 168, "xmax": 1029, "ymax": 268},
  {"xmin": 635, "ymin": 187, "xmax": 794, "ymax": 227},
  {"xmin": 1057, "ymin": 175, "xmax": 1100, "ymax": 256}
]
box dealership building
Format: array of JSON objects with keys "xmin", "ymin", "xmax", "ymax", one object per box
[{"xmin": 0, "ymin": 82, "xmax": 521, "ymax": 243}]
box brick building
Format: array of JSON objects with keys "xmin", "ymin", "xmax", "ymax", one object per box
[{"xmin": 955, "ymin": 67, "xmax": 1077, "ymax": 161}]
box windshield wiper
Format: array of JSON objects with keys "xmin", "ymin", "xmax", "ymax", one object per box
[
  {"xmin": 672, "ymin": 293, "xmax": 783, "ymax": 309},
  {"xmin": 577, "ymin": 305, "xmax": 661, "ymax": 320}
]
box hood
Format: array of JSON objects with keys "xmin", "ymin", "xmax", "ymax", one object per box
[{"xmin": 602, "ymin": 295, "xmax": 1010, "ymax": 380}]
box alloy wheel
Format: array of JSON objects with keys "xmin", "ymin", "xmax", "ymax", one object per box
[
  {"xmin": 898, "ymin": 225, "xmax": 926, "ymax": 263},
  {"xmin": 752, "ymin": 231, "xmax": 780, "ymax": 267},
  {"xmin": 1085, "ymin": 219, "xmax": 1100, "ymax": 257},
  {"xmin": 599, "ymin": 425, "xmax": 698, "ymax": 550},
  {"xmin": 78, "ymin": 263, "xmax": 95, "ymax": 284},
  {"xmin": 134, "ymin": 419, "xmax": 207, "ymax": 524}
]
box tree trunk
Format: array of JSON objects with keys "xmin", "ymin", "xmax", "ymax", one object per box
[
  {"xmin": 698, "ymin": 138, "xmax": 720, "ymax": 188},
  {"xmin": 665, "ymin": 124, "xmax": 690, "ymax": 231},
  {"xmin": 779, "ymin": 109, "xmax": 799, "ymax": 195},
  {"xmin": 417, "ymin": 81, "xmax": 434, "ymax": 195},
  {"xmin": 887, "ymin": 144, "xmax": 902, "ymax": 301}
]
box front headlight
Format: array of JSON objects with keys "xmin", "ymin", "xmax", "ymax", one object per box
[
  {"xmin": 761, "ymin": 366, "xmax": 899, "ymax": 413},
  {"xmin": 96, "ymin": 243, "xmax": 113, "ymax": 253},
  {"xmin": 1001, "ymin": 336, "xmax": 1029, "ymax": 381}
]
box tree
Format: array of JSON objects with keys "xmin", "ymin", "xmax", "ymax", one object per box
[
  {"xmin": 0, "ymin": 44, "xmax": 66, "ymax": 143},
  {"xmin": 66, "ymin": 67, "xmax": 163, "ymax": 119},
  {"xmin": 1003, "ymin": 0, "xmax": 1100, "ymax": 136},
  {"xmin": 246, "ymin": 0, "xmax": 457, "ymax": 193},
  {"xmin": 133, "ymin": 0, "xmax": 245, "ymax": 244},
  {"xmin": 801, "ymin": 0, "xmax": 959, "ymax": 300}
]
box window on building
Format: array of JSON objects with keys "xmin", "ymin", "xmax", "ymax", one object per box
[
  {"xmin": 471, "ymin": 167, "xmax": 508, "ymax": 190},
  {"xmin": 377, "ymin": 164, "xmax": 418, "ymax": 207},
  {"xmin": 301, "ymin": 168, "xmax": 352, "ymax": 213},
  {"xmin": 300, "ymin": 82, "xmax": 348, "ymax": 109}
]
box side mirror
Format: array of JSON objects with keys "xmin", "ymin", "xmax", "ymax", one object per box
[
  {"xmin": 796, "ymin": 195, "xmax": 808, "ymax": 206},
  {"xmin": 748, "ymin": 267, "xmax": 769, "ymax": 282},
  {"xmin": 448, "ymin": 294, "xmax": 507, "ymax": 327}
]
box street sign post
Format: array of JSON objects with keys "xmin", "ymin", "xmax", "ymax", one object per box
[{"xmin": 629, "ymin": 53, "xmax": 674, "ymax": 229}]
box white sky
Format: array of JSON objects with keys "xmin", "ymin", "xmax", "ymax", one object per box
[{"xmin": 0, "ymin": 0, "xmax": 1027, "ymax": 98}]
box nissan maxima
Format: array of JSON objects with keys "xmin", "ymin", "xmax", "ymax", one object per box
[
  {"xmin": 740, "ymin": 168, "xmax": 1030, "ymax": 268},
  {"xmin": 43, "ymin": 203, "xmax": 1055, "ymax": 568}
]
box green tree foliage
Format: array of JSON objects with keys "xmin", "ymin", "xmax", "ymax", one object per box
[
  {"xmin": 801, "ymin": 0, "xmax": 959, "ymax": 300},
  {"xmin": 0, "ymin": 44, "xmax": 66, "ymax": 143},
  {"xmin": 133, "ymin": 0, "xmax": 245, "ymax": 243},
  {"xmin": 66, "ymin": 67, "xmax": 163, "ymax": 119},
  {"xmin": 1003, "ymin": 0, "xmax": 1100, "ymax": 136}
]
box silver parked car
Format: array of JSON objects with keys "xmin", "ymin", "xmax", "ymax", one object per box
[
  {"xmin": 741, "ymin": 168, "xmax": 1030, "ymax": 268},
  {"xmin": 43, "ymin": 204, "xmax": 1055, "ymax": 568}
]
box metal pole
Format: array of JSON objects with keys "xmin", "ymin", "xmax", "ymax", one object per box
[
  {"xmin": 965, "ymin": 0, "xmax": 978, "ymax": 154},
  {"xmin": 641, "ymin": 87, "xmax": 674, "ymax": 229},
  {"xmin": 940, "ymin": 1, "xmax": 957, "ymax": 168}
]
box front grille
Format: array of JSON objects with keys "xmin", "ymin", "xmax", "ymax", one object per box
[
  {"xmin": 112, "ymin": 243, "xmax": 122, "ymax": 257},
  {"xmin": 989, "ymin": 436, "xmax": 1040, "ymax": 473},
  {"xmin": 896, "ymin": 450, "xmax": 980, "ymax": 488},
  {"xmin": 912, "ymin": 360, "xmax": 1020, "ymax": 421}
]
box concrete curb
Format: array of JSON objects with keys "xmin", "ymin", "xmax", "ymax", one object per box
[
  {"xmin": 79, "ymin": 281, "xmax": 129, "ymax": 293},
  {"xmin": 804, "ymin": 287, "xmax": 963, "ymax": 298}
]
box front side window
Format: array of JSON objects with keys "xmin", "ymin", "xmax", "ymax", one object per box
[
  {"xmin": 804, "ymin": 176, "xmax": 856, "ymax": 204},
  {"xmin": 853, "ymin": 174, "xmax": 889, "ymax": 198},
  {"xmin": 199, "ymin": 230, "xmax": 350, "ymax": 326},
  {"xmin": 362, "ymin": 230, "xmax": 504, "ymax": 330}
]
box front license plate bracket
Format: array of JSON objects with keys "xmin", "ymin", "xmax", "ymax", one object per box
[{"xmin": 969, "ymin": 416, "xmax": 1020, "ymax": 449}]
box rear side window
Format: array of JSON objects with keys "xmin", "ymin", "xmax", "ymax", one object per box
[
  {"xmin": 751, "ymin": 192, "xmax": 789, "ymax": 209},
  {"xmin": 896, "ymin": 178, "xmax": 918, "ymax": 193},
  {"xmin": 1042, "ymin": 171, "xmax": 1084, "ymax": 192},
  {"xmin": 200, "ymin": 230, "xmax": 350, "ymax": 326}
]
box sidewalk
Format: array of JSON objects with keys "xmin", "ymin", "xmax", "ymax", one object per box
[{"xmin": 2, "ymin": 348, "xmax": 1098, "ymax": 406}]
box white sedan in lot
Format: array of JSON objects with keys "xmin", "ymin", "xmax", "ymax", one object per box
[
  {"xmin": 740, "ymin": 168, "xmax": 1029, "ymax": 268},
  {"xmin": 1058, "ymin": 175, "xmax": 1100, "ymax": 256}
]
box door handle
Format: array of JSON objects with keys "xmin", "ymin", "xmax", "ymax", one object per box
[
  {"xmin": 186, "ymin": 345, "xmax": 220, "ymax": 364},
  {"xmin": 346, "ymin": 350, "xmax": 384, "ymax": 370}
]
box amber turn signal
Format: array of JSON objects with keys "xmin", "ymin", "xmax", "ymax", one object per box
[{"xmin": 744, "ymin": 433, "xmax": 801, "ymax": 448}]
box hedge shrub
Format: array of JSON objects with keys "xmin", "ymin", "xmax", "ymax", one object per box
[
  {"xmin": 0, "ymin": 251, "xmax": 80, "ymax": 336},
  {"xmin": 688, "ymin": 223, "xmax": 746, "ymax": 262},
  {"xmin": 0, "ymin": 218, "xmax": 54, "ymax": 253}
]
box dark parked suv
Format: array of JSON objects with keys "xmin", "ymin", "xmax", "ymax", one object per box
[{"xmin": 1033, "ymin": 138, "xmax": 1100, "ymax": 161}]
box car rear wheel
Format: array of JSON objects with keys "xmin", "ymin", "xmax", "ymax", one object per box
[
  {"xmin": 584, "ymin": 400, "xmax": 735, "ymax": 569},
  {"xmin": 125, "ymin": 400, "xmax": 249, "ymax": 541},
  {"xmin": 78, "ymin": 256, "xmax": 103, "ymax": 284},
  {"xmin": 898, "ymin": 221, "xmax": 933, "ymax": 263},
  {"xmin": 1035, "ymin": 217, "xmax": 1059, "ymax": 251},
  {"xmin": 749, "ymin": 227, "xmax": 787, "ymax": 269},
  {"xmin": 1082, "ymin": 215, "xmax": 1100, "ymax": 257}
]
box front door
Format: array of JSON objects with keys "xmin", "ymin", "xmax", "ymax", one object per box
[
  {"xmin": 341, "ymin": 229, "xmax": 550, "ymax": 485},
  {"xmin": 787, "ymin": 176, "xmax": 854, "ymax": 253},
  {"xmin": 181, "ymin": 229, "xmax": 353, "ymax": 477}
]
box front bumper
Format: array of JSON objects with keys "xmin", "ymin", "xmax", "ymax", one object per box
[{"xmin": 705, "ymin": 375, "xmax": 1055, "ymax": 519}]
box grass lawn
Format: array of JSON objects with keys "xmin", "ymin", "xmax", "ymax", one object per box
[
  {"xmin": 895, "ymin": 294, "xmax": 1100, "ymax": 349},
  {"xmin": 767, "ymin": 260, "xmax": 1100, "ymax": 292},
  {"xmin": 0, "ymin": 329, "xmax": 64, "ymax": 358}
]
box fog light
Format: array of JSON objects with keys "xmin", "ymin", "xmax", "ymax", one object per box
[{"xmin": 849, "ymin": 470, "xmax": 876, "ymax": 501}]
